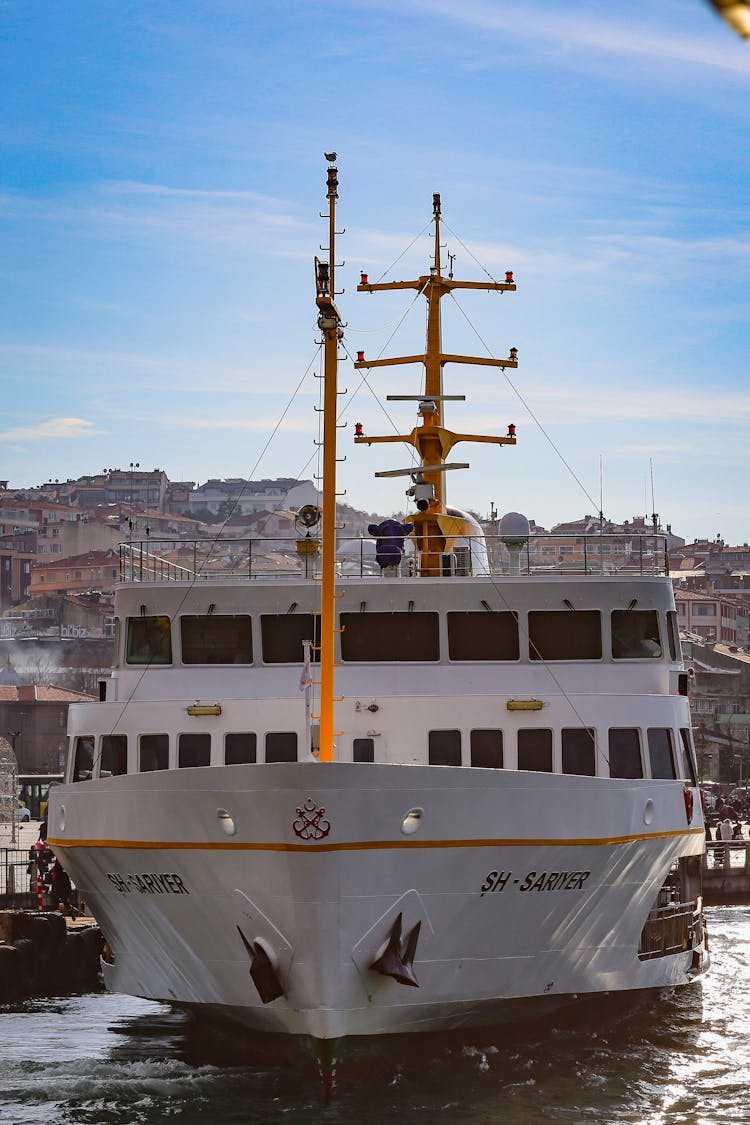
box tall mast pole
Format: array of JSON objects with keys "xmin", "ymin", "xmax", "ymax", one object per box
[
  {"xmin": 424, "ymin": 193, "xmax": 446, "ymax": 508},
  {"xmin": 315, "ymin": 155, "xmax": 342, "ymax": 764}
]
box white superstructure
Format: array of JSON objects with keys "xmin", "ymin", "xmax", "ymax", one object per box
[{"xmin": 48, "ymin": 162, "xmax": 707, "ymax": 1048}]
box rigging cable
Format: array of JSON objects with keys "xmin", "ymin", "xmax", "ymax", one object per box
[{"xmin": 98, "ymin": 344, "xmax": 324, "ymax": 754}]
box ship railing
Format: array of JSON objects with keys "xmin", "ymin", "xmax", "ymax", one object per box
[
  {"xmin": 118, "ymin": 532, "xmax": 671, "ymax": 582},
  {"xmin": 638, "ymin": 899, "xmax": 697, "ymax": 960}
]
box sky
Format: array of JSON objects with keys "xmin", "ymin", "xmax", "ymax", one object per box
[{"xmin": 1, "ymin": 0, "xmax": 749, "ymax": 543}]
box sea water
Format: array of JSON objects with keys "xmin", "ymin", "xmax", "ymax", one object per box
[{"xmin": 1, "ymin": 906, "xmax": 747, "ymax": 1125}]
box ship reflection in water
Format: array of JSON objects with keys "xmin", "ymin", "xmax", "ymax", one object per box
[{"xmin": 0, "ymin": 907, "xmax": 745, "ymax": 1123}]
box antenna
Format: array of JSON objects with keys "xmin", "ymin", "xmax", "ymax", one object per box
[{"xmin": 650, "ymin": 458, "xmax": 658, "ymax": 532}]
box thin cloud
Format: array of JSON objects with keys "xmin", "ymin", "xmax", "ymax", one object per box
[
  {"xmin": 405, "ymin": 0, "xmax": 750, "ymax": 77},
  {"xmin": 0, "ymin": 417, "xmax": 102, "ymax": 442}
]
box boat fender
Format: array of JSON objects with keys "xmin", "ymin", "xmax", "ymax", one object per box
[{"xmin": 683, "ymin": 787, "xmax": 694, "ymax": 825}]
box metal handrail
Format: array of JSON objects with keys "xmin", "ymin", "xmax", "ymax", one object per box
[{"xmin": 118, "ymin": 532, "xmax": 671, "ymax": 583}]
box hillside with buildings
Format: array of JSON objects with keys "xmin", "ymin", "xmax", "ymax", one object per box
[{"xmin": 0, "ymin": 471, "xmax": 748, "ymax": 782}]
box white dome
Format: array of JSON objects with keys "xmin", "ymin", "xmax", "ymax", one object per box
[{"xmin": 499, "ymin": 511, "xmax": 530, "ymax": 541}]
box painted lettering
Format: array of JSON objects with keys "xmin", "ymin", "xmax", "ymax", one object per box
[{"xmin": 104, "ymin": 872, "xmax": 190, "ymax": 895}]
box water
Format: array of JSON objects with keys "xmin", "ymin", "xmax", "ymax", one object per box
[{"xmin": 1, "ymin": 906, "xmax": 747, "ymax": 1125}]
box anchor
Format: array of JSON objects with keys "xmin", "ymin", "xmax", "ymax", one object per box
[
  {"xmin": 237, "ymin": 925, "xmax": 284, "ymax": 1004},
  {"xmin": 371, "ymin": 911, "xmax": 421, "ymax": 987}
]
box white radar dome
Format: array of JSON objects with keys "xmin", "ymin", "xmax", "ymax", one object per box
[{"xmin": 499, "ymin": 512, "xmax": 530, "ymax": 543}]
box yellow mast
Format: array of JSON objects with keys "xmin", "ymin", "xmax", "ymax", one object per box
[
  {"xmin": 354, "ymin": 193, "xmax": 519, "ymax": 576},
  {"xmin": 314, "ymin": 155, "xmax": 343, "ymax": 763}
]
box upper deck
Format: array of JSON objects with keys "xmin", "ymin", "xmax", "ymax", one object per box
[{"xmin": 119, "ymin": 530, "xmax": 671, "ymax": 583}]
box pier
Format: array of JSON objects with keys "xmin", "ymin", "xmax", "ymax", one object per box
[{"xmin": 702, "ymin": 840, "xmax": 750, "ymax": 905}]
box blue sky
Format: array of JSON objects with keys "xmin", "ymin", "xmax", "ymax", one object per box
[{"xmin": 1, "ymin": 0, "xmax": 749, "ymax": 542}]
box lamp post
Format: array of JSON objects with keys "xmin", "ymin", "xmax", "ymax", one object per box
[{"xmin": 129, "ymin": 462, "xmax": 140, "ymax": 539}]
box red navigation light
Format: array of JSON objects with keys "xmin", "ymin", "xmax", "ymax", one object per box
[
  {"xmin": 357, "ymin": 350, "xmax": 365, "ymax": 362},
  {"xmin": 355, "ymin": 422, "xmax": 364, "ymax": 437},
  {"xmin": 507, "ymin": 423, "xmax": 516, "ymax": 437},
  {"xmin": 505, "ymin": 270, "xmax": 514, "ymax": 283},
  {"xmin": 360, "ymin": 272, "xmax": 368, "ymax": 285}
]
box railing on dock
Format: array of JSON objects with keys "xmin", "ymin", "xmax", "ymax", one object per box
[
  {"xmin": 119, "ymin": 531, "xmax": 671, "ymax": 583},
  {"xmin": 703, "ymin": 839, "xmax": 750, "ymax": 872},
  {"xmin": 0, "ymin": 847, "xmax": 39, "ymax": 910}
]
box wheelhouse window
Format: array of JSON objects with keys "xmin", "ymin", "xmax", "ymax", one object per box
[
  {"xmin": 528, "ymin": 611, "xmax": 601, "ymax": 661},
  {"xmin": 126, "ymin": 615, "xmax": 172, "ymax": 665},
  {"xmin": 225, "ymin": 732, "xmax": 257, "ymax": 765},
  {"xmin": 679, "ymin": 729, "xmax": 698, "ymax": 785},
  {"xmin": 353, "ymin": 737, "xmax": 375, "ymax": 763},
  {"xmin": 178, "ymin": 733, "xmax": 211, "ymax": 768},
  {"xmin": 341, "ymin": 612, "xmax": 440, "ymax": 662},
  {"xmin": 429, "ymin": 729, "xmax": 461, "ymax": 766},
  {"xmin": 181, "ymin": 615, "xmax": 252, "ymax": 664},
  {"xmin": 647, "ymin": 728, "xmax": 676, "ymax": 780},
  {"xmin": 72, "ymin": 736, "xmax": 94, "ymax": 782},
  {"xmin": 517, "ymin": 729, "xmax": 553, "ymax": 772},
  {"xmin": 100, "ymin": 735, "xmax": 127, "ymax": 778},
  {"xmin": 447, "ymin": 612, "xmax": 519, "ymax": 661},
  {"xmin": 265, "ymin": 732, "xmax": 298, "ymax": 762},
  {"xmin": 140, "ymin": 733, "xmax": 169, "ymax": 773},
  {"xmin": 470, "ymin": 729, "xmax": 503, "ymax": 769},
  {"xmin": 562, "ymin": 728, "xmax": 596, "ymax": 776},
  {"xmin": 261, "ymin": 614, "xmax": 318, "ymax": 664},
  {"xmin": 611, "ymin": 610, "xmax": 662, "ymax": 659},
  {"xmin": 666, "ymin": 611, "xmax": 679, "ymax": 661},
  {"xmin": 608, "ymin": 728, "xmax": 643, "ymax": 779}
]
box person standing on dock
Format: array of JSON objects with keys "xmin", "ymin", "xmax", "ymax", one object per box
[{"xmin": 717, "ymin": 818, "xmax": 734, "ymax": 865}]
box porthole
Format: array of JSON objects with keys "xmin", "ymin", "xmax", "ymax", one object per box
[
  {"xmin": 643, "ymin": 799, "xmax": 655, "ymax": 826},
  {"xmin": 58, "ymin": 805, "xmax": 66, "ymax": 832},
  {"xmin": 402, "ymin": 808, "xmax": 423, "ymax": 835},
  {"xmin": 217, "ymin": 808, "xmax": 236, "ymax": 836}
]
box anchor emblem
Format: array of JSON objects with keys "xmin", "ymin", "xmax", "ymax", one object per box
[{"xmin": 293, "ymin": 796, "xmax": 331, "ymax": 841}]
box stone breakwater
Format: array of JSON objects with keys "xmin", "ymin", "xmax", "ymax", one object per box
[{"xmin": 0, "ymin": 911, "xmax": 103, "ymax": 1002}]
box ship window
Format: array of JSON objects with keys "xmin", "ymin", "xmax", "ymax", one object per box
[
  {"xmin": 265, "ymin": 732, "xmax": 298, "ymax": 762},
  {"xmin": 608, "ymin": 729, "xmax": 643, "ymax": 779},
  {"xmin": 666, "ymin": 611, "xmax": 679, "ymax": 661},
  {"xmin": 72, "ymin": 736, "xmax": 94, "ymax": 782},
  {"xmin": 261, "ymin": 614, "xmax": 319, "ymax": 664},
  {"xmin": 341, "ymin": 612, "xmax": 440, "ymax": 662},
  {"xmin": 470, "ymin": 729, "xmax": 503, "ymax": 769},
  {"xmin": 100, "ymin": 735, "xmax": 127, "ymax": 778},
  {"xmin": 647, "ymin": 728, "xmax": 676, "ymax": 780},
  {"xmin": 528, "ymin": 611, "xmax": 601, "ymax": 661},
  {"xmin": 125, "ymin": 615, "xmax": 172, "ymax": 665},
  {"xmin": 562, "ymin": 728, "xmax": 596, "ymax": 776},
  {"xmin": 178, "ymin": 733, "xmax": 211, "ymax": 768},
  {"xmin": 429, "ymin": 729, "xmax": 461, "ymax": 766},
  {"xmin": 447, "ymin": 612, "xmax": 519, "ymax": 661},
  {"xmin": 181, "ymin": 615, "xmax": 252, "ymax": 664},
  {"xmin": 679, "ymin": 729, "xmax": 698, "ymax": 785},
  {"xmin": 353, "ymin": 738, "xmax": 375, "ymax": 763},
  {"xmin": 611, "ymin": 610, "xmax": 662, "ymax": 659},
  {"xmin": 517, "ymin": 729, "xmax": 553, "ymax": 772},
  {"xmin": 225, "ymin": 732, "xmax": 257, "ymax": 765},
  {"xmin": 139, "ymin": 733, "xmax": 169, "ymax": 773}
]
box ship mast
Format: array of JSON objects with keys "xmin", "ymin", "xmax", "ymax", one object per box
[
  {"xmin": 354, "ymin": 194, "xmax": 519, "ymax": 576},
  {"xmin": 314, "ymin": 155, "xmax": 343, "ymax": 764}
]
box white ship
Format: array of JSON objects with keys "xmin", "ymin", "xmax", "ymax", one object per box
[{"xmin": 48, "ymin": 158, "xmax": 708, "ymax": 1049}]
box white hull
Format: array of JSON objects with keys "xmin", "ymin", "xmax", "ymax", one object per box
[{"xmin": 49, "ymin": 762, "xmax": 707, "ymax": 1040}]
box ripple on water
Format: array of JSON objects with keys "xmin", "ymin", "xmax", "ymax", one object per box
[{"xmin": 0, "ymin": 906, "xmax": 747, "ymax": 1125}]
